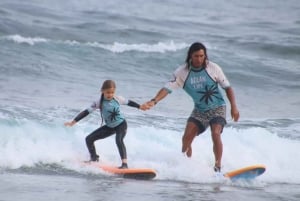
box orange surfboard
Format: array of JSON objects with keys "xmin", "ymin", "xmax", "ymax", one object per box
[
  {"xmin": 224, "ymin": 164, "xmax": 266, "ymax": 180},
  {"xmin": 84, "ymin": 162, "xmax": 156, "ymax": 180}
]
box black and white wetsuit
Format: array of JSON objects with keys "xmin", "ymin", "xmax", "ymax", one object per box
[{"xmin": 73, "ymin": 95, "xmax": 140, "ymax": 160}]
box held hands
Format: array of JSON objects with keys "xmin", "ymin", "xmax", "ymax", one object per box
[
  {"xmin": 64, "ymin": 120, "xmax": 76, "ymax": 127},
  {"xmin": 139, "ymin": 99, "xmax": 156, "ymax": 111},
  {"xmin": 146, "ymin": 99, "xmax": 156, "ymax": 108},
  {"xmin": 139, "ymin": 104, "xmax": 150, "ymax": 111}
]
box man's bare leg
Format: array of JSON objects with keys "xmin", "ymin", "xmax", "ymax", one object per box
[
  {"xmin": 211, "ymin": 124, "xmax": 223, "ymax": 169},
  {"xmin": 182, "ymin": 122, "xmax": 198, "ymax": 157}
]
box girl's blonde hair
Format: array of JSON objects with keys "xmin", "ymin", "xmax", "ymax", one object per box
[
  {"xmin": 101, "ymin": 79, "xmax": 116, "ymax": 91},
  {"xmin": 99, "ymin": 80, "xmax": 116, "ymax": 125}
]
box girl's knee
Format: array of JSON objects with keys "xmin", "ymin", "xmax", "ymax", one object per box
[
  {"xmin": 86, "ymin": 135, "xmax": 93, "ymax": 144},
  {"xmin": 115, "ymin": 136, "xmax": 124, "ymax": 146}
]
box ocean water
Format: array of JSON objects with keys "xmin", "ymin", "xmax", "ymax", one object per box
[{"xmin": 1, "ymin": 0, "xmax": 300, "ymax": 200}]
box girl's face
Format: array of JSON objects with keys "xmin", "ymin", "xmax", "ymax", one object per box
[
  {"xmin": 191, "ymin": 49, "xmax": 206, "ymax": 67},
  {"xmin": 102, "ymin": 87, "xmax": 115, "ymax": 100}
]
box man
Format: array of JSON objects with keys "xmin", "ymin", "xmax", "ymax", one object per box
[{"xmin": 143, "ymin": 42, "xmax": 239, "ymax": 172}]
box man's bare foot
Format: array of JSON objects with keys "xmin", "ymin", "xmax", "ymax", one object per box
[{"xmin": 186, "ymin": 146, "xmax": 192, "ymax": 157}]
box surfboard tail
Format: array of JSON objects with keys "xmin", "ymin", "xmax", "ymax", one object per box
[{"xmin": 224, "ymin": 164, "xmax": 266, "ymax": 180}]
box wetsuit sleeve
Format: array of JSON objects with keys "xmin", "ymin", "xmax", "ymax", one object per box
[
  {"xmin": 74, "ymin": 109, "xmax": 89, "ymax": 122},
  {"xmin": 216, "ymin": 66, "xmax": 230, "ymax": 89},
  {"xmin": 207, "ymin": 62, "xmax": 230, "ymax": 89},
  {"xmin": 127, "ymin": 100, "xmax": 140, "ymax": 109},
  {"xmin": 73, "ymin": 99, "xmax": 99, "ymax": 122},
  {"xmin": 115, "ymin": 95, "xmax": 140, "ymax": 109},
  {"xmin": 114, "ymin": 95, "xmax": 126, "ymax": 104},
  {"xmin": 164, "ymin": 65, "xmax": 188, "ymax": 93}
]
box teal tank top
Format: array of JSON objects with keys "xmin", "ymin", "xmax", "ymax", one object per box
[
  {"xmin": 183, "ymin": 67, "xmax": 225, "ymax": 112},
  {"xmin": 101, "ymin": 98, "xmax": 125, "ymax": 128}
]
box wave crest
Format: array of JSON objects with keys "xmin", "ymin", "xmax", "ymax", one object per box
[
  {"xmin": 87, "ymin": 41, "xmax": 188, "ymax": 53},
  {"xmin": 5, "ymin": 35, "xmax": 48, "ymax": 45},
  {"xmin": 2, "ymin": 34, "xmax": 188, "ymax": 53}
]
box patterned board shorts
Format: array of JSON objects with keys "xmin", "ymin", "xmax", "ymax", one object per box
[{"xmin": 188, "ymin": 106, "xmax": 227, "ymax": 135}]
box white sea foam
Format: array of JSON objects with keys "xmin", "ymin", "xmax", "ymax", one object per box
[
  {"xmin": 5, "ymin": 35, "xmax": 48, "ymax": 46},
  {"xmin": 1, "ymin": 119, "xmax": 299, "ymax": 184},
  {"xmin": 86, "ymin": 41, "xmax": 189, "ymax": 53},
  {"xmin": 3, "ymin": 34, "xmax": 188, "ymax": 53}
]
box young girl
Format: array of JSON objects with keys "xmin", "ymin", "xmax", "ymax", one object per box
[{"xmin": 64, "ymin": 80, "xmax": 147, "ymax": 169}]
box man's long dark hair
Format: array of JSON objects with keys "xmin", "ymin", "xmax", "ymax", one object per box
[{"xmin": 185, "ymin": 42, "xmax": 208, "ymax": 69}]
